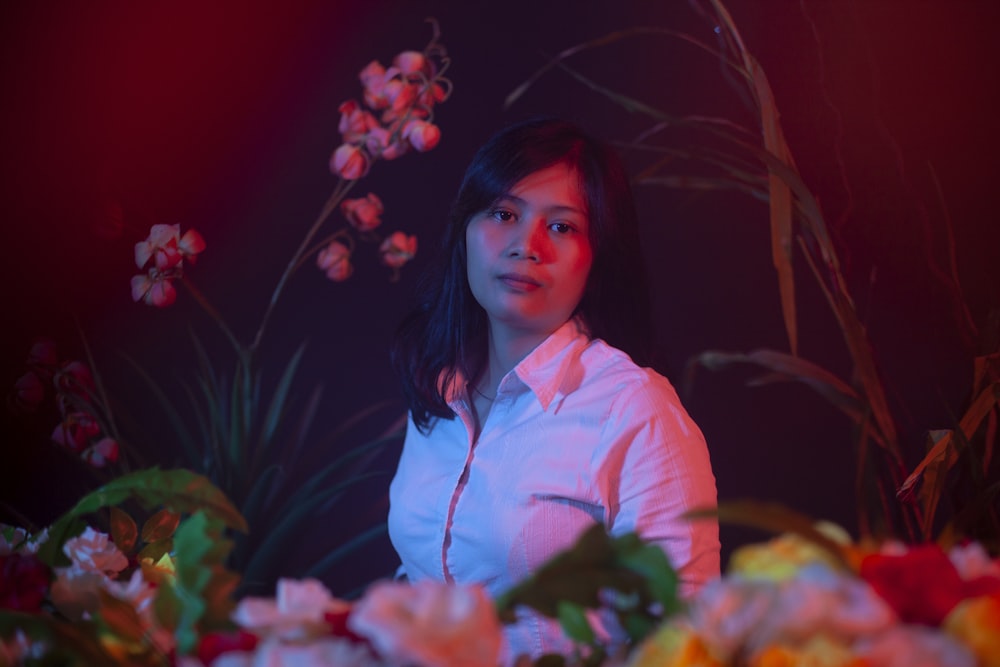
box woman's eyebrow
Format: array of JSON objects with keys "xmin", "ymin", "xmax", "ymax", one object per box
[{"xmin": 500, "ymin": 194, "xmax": 586, "ymax": 216}]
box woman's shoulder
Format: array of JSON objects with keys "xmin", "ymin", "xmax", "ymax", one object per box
[{"xmin": 577, "ymin": 338, "xmax": 684, "ymax": 409}]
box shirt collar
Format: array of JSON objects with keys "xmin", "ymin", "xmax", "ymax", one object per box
[
  {"xmin": 510, "ymin": 317, "xmax": 590, "ymax": 411},
  {"xmin": 442, "ymin": 317, "xmax": 592, "ymax": 412}
]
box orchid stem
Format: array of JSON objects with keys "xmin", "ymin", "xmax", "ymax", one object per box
[{"xmin": 251, "ymin": 178, "xmax": 356, "ymax": 351}]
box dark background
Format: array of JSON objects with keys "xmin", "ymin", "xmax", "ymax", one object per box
[{"xmin": 2, "ymin": 1, "xmax": 997, "ymax": 594}]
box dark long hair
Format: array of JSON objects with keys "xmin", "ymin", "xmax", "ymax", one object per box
[{"xmin": 391, "ymin": 117, "xmax": 653, "ymax": 431}]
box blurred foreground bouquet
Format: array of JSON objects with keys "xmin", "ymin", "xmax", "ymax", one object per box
[
  {"xmin": 627, "ymin": 514, "xmax": 1000, "ymax": 667},
  {"xmin": 5, "ymin": 492, "xmax": 999, "ymax": 666}
]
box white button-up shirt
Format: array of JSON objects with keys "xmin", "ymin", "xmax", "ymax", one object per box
[{"xmin": 388, "ymin": 318, "xmax": 720, "ymax": 661}]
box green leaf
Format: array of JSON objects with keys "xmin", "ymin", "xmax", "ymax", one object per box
[
  {"xmin": 96, "ymin": 588, "xmax": 147, "ymax": 644},
  {"xmin": 241, "ymin": 471, "xmax": 385, "ymax": 586},
  {"xmin": 37, "ymin": 468, "xmax": 246, "ymax": 567},
  {"xmin": 257, "ymin": 343, "xmax": 307, "ymax": 457},
  {"xmin": 303, "ymin": 523, "xmax": 387, "ymax": 580},
  {"xmin": 137, "ymin": 538, "xmax": 173, "ymax": 564},
  {"xmin": 159, "ymin": 511, "xmax": 238, "ymax": 654},
  {"xmin": 141, "ymin": 508, "xmax": 181, "ymax": 543},
  {"xmin": 110, "ymin": 506, "xmax": 138, "ymax": 555},
  {"xmin": 556, "ymin": 601, "xmax": 595, "ymax": 644}
]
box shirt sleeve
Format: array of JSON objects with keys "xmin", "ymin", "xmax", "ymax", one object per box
[{"xmin": 595, "ymin": 373, "xmax": 721, "ymax": 597}]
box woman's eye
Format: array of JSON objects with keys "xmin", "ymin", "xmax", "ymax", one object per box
[
  {"xmin": 549, "ymin": 222, "xmax": 573, "ymax": 234},
  {"xmin": 491, "ymin": 209, "xmax": 515, "ymax": 222}
]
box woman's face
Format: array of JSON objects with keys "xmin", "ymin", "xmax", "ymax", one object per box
[{"xmin": 465, "ymin": 162, "xmax": 594, "ymax": 340}]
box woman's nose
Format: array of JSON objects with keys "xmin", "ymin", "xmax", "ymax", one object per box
[{"xmin": 506, "ymin": 219, "xmax": 548, "ymax": 261}]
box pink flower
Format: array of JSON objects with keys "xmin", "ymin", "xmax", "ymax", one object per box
[
  {"xmin": 233, "ymin": 578, "xmax": 351, "ymax": 641},
  {"xmin": 131, "ymin": 272, "xmax": 177, "ymax": 307},
  {"xmin": 316, "ymin": 241, "xmax": 353, "ymax": 282},
  {"xmin": 0, "ymin": 553, "xmax": 52, "ymax": 613},
  {"xmin": 338, "ymin": 100, "xmax": 379, "ymax": 144},
  {"xmin": 403, "ymin": 119, "xmax": 441, "ymax": 152},
  {"xmin": 359, "ymin": 60, "xmax": 395, "ymax": 110},
  {"xmin": 135, "ymin": 224, "xmax": 182, "ymax": 270},
  {"xmin": 380, "ymin": 80, "xmax": 418, "ymax": 123},
  {"xmin": 330, "ymin": 144, "xmax": 370, "ymax": 180},
  {"xmin": 341, "ymin": 194, "xmax": 384, "ymax": 232},
  {"xmin": 348, "ymin": 580, "xmax": 502, "ymax": 667},
  {"xmin": 63, "ymin": 527, "xmax": 128, "ymax": 577},
  {"xmin": 364, "ymin": 126, "xmax": 407, "ymax": 161},
  {"xmin": 178, "ymin": 227, "xmax": 206, "ymax": 263},
  {"xmin": 134, "ymin": 224, "xmax": 204, "ymax": 270},
  {"xmin": 379, "ymin": 232, "xmax": 417, "ymax": 269},
  {"xmin": 82, "ymin": 437, "xmax": 119, "ymax": 468},
  {"xmin": 393, "ymin": 50, "xmax": 427, "ymax": 76},
  {"xmin": 12, "ymin": 372, "xmax": 44, "ymax": 412},
  {"xmin": 51, "ymin": 412, "xmax": 100, "ymax": 453}
]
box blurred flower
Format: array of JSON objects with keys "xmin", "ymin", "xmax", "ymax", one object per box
[
  {"xmin": 748, "ymin": 634, "xmax": 859, "ymax": 667},
  {"xmin": 131, "ymin": 271, "xmax": 178, "ymax": 307},
  {"xmin": 81, "ymin": 436, "xmax": 120, "ymax": 468},
  {"xmin": 359, "ymin": 59, "xmax": 394, "ymax": 110},
  {"xmin": 856, "ymin": 625, "xmax": 975, "ymax": 667},
  {"xmin": 51, "ymin": 411, "xmax": 101, "ymax": 453},
  {"xmin": 860, "ymin": 544, "xmax": 970, "ymax": 625},
  {"xmin": 348, "ymin": 579, "xmax": 502, "ymax": 667},
  {"xmin": 403, "ymin": 119, "xmax": 441, "ymax": 152},
  {"xmin": 728, "ymin": 522, "xmax": 852, "ymax": 581},
  {"xmin": 0, "ymin": 553, "xmax": 52, "ymax": 613},
  {"xmin": 626, "ymin": 623, "xmax": 724, "ymax": 667},
  {"xmin": 949, "ymin": 542, "xmax": 1000, "ymax": 580},
  {"xmin": 233, "ymin": 577, "xmax": 351, "ymax": 641},
  {"xmin": 944, "ymin": 594, "xmax": 1000, "ymax": 667},
  {"xmin": 317, "ymin": 241, "xmax": 354, "ymax": 282},
  {"xmin": 330, "ymin": 143, "xmax": 370, "ymax": 180},
  {"xmin": 338, "ymin": 100, "xmax": 379, "ymax": 144},
  {"xmin": 393, "ymin": 50, "xmax": 427, "ymax": 76},
  {"xmin": 341, "ymin": 194, "xmax": 384, "ymax": 232},
  {"xmin": 364, "ymin": 126, "xmax": 407, "ymax": 161},
  {"xmin": 196, "ymin": 630, "xmax": 259, "ymax": 666},
  {"xmin": 63, "ymin": 527, "xmax": 128, "ymax": 577},
  {"xmin": 215, "ymin": 636, "xmax": 378, "ymax": 667},
  {"xmin": 49, "ymin": 567, "xmax": 106, "ymax": 621},
  {"xmin": 379, "ymin": 232, "xmax": 417, "ymax": 269}
]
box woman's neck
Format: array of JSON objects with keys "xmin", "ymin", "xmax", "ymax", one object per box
[{"xmin": 478, "ymin": 322, "xmax": 553, "ymax": 394}]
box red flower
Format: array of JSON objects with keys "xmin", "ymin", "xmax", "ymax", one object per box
[
  {"xmin": 860, "ymin": 544, "xmax": 968, "ymax": 625},
  {"xmin": 196, "ymin": 629, "xmax": 258, "ymax": 665},
  {"xmin": 0, "ymin": 553, "xmax": 53, "ymax": 613}
]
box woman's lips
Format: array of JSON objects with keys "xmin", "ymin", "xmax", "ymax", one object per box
[{"xmin": 497, "ymin": 272, "xmax": 542, "ymax": 291}]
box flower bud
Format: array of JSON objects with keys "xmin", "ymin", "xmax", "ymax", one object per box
[
  {"xmin": 379, "ymin": 232, "xmax": 417, "ymax": 269},
  {"xmin": 316, "ymin": 241, "xmax": 353, "ymax": 282},
  {"xmin": 403, "ymin": 120, "xmax": 441, "ymax": 152},
  {"xmin": 340, "ymin": 193, "xmax": 384, "ymax": 232},
  {"xmin": 330, "ymin": 144, "xmax": 370, "ymax": 180}
]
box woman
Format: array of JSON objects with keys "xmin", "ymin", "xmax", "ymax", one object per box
[{"xmin": 388, "ymin": 117, "xmax": 719, "ymax": 661}]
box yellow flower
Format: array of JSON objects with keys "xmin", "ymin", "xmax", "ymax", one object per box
[
  {"xmin": 729, "ymin": 523, "xmax": 852, "ymax": 581},
  {"xmin": 944, "ymin": 594, "xmax": 1000, "ymax": 667},
  {"xmin": 749, "ymin": 635, "xmax": 869, "ymax": 667},
  {"xmin": 627, "ymin": 624, "xmax": 724, "ymax": 667}
]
